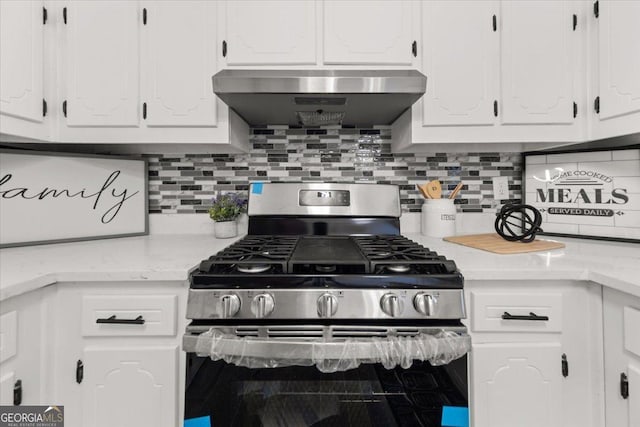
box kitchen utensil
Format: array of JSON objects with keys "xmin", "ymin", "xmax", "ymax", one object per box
[
  {"xmin": 425, "ymin": 180, "xmax": 442, "ymax": 199},
  {"xmin": 443, "ymin": 233, "xmax": 564, "ymax": 254},
  {"xmin": 449, "ymin": 183, "xmax": 463, "ymax": 200},
  {"xmin": 416, "ymin": 184, "xmax": 430, "ymax": 199}
]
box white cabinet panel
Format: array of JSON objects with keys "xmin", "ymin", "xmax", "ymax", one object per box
[
  {"xmin": 0, "ymin": 0, "xmax": 43, "ymax": 123},
  {"xmin": 421, "ymin": 1, "xmax": 498, "ymax": 126},
  {"xmin": 65, "ymin": 1, "xmax": 140, "ymax": 127},
  {"xmin": 597, "ymin": 0, "xmax": 640, "ymax": 120},
  {"xmin": 0, "ymin": 311, "xmax": 17, "ymax": 363},
  {"xmin": 472, "ymin": 342, "xmax": 562, "ymax": 427},
  {"xmin": 83, "ymin": 346, "xmax": 178, "ymax": 427},
  {"xmin": 223, "ymin": 0, "xmax": 316, "ymax": 65},
  {"xmin": 603, "ymin": 288, "xmax": 640, "ymax": 427},
  {"xmin": 323, "ymin": 0, "xmax": 414, "ymax": 65},
  {"xmin": 500, "ymin": 0, "xmax": 574, "ymax": 125},
  {"xmin": 0, "ymin": 371, "xmax": 15, "ymax": 405},
  {"xmin": 143, "ymin": 1, "xmax": 217, "ymax": 127},
  {"xmin": 630, "ymin": 365, "xmax": 640, "ymax": 427}
]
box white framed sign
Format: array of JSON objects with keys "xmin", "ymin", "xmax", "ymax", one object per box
[
  {"xmin": 0, "ymin": 149, "xmax": 148, "ymax": 248},
  {"xmin": 523, "ymin": 147, "xmax": 639, "ymax": 243}
]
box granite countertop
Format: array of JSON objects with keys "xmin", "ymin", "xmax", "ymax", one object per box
[{"xmin": 1, "ymin": 233, "xmax": 639, "ymax": 301}]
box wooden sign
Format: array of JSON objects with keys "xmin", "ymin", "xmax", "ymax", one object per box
[
  {"xmin": 0, "ymin": 150, "xmax": 147, "ymax": 248},
  {"xmin": 524, "ymin": 147, "xmax": 639, "ymax": 242}
]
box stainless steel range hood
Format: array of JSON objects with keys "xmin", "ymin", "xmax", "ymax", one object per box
[{"xmin": 212, "ymin": 69, "xmax": 427, "ymax": 126}]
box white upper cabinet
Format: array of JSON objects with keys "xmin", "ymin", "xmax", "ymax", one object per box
[
  {"xmin": 590, "ymin": 0, "xmax": 640, "ymax": 140},
  {"xmin": 421, "ymin": 1, "xmax": 498, "ymax": 127},
  {"xmin": 500, "ymin": 0, "xmax": 575, "ymax": 125},
  {"xmin": 222, "ymin": 0, "xmax": 317, "ymax": 66},
  {"xmin": 64, "ymin": 1, "xmax": 140, "ymax": 127},
  {"xmin": 323, "ymin": 0, "xmax": 416, "ymax": 65},
  {"xmin": 0, "ymin": 0, "xmax": 48, "ymax": 141},
  {"xmin": 142, "ymin": 1, "xmax": 217, "ymax": 127},
  {"xmin": 597, "ymin": 0, "xmax": 640, "ymax": 120},
  {"xmin": 0, "ymin": 0, "xmax": 44, "ymax": 123}
]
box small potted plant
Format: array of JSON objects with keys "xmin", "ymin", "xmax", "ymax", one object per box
[{"xmin": 209, "ymin": 193, "xmax": 247, "ymax": 238}]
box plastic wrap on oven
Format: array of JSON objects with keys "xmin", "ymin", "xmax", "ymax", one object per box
[{"xmin": 194, "ymin": 329, "xmax": 471, "ymax": 373}]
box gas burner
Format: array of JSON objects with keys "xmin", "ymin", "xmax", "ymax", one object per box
[
  {"xmin": 374, "ymin": 252, "xmax": 391, "ymax": 258},
  {"xmin": 315, "ymin": 265, "xmax": 337, "ymax": 273},
  {"xmin": 386, "ymin": 264, "xmax": 410, "ymax": 273},
  {"xmin": 237, "ymin": 264, "xmax": 271, "ymax": 274}
]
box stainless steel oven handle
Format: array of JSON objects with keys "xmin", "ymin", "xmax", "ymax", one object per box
[{"xmin": 183, "ymin": 330, "xmax": 471, "ymax": 362}]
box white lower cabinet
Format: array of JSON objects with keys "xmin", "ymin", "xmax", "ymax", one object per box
[
  {"xmin": 0, "ymin": 288, "xmax": 50, "ymax": 406},
  {"xmin": 602, "ymin": 288, "xmax": 640, "ymax": 427},
  {"xmin": 82, "ymin": 346, "xmax": 178, "ymax": 427},
  {"xmin": 472, "ymin": 342, "xmax": 562, "ymax": 427},
  {"xmin": 466, "ymin": 280, "xmax": 605, "ymax": 427},
  {"xmin": 52, "ymin": 282, "xmax": 187, "ymax": 427}
]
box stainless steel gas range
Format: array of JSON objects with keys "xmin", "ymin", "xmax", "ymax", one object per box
[{"xmin": 183, "ymin": 183, "xmax": 470, "ymax": 427}]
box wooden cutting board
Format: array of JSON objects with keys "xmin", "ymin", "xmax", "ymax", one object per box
[{"xmin": 444, "ymin": 233, "xmax": 565, "ymax": 254}]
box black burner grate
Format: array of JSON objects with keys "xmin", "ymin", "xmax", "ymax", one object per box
[
  {"xmin": 353, "ymin": 236, "xmax": 458, "ymax": 275},
  {"xmin": 197, "ymin": 235, "xmax": 458, "ymax": 276},
  {"xmin": 198, "ymin": 236, "xmax": 299, "ymax": 274}
]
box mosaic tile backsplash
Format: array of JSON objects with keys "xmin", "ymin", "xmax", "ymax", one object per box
[{"xmin": 146, "ymin": 126, "xmax": 522, "ymax": 214}]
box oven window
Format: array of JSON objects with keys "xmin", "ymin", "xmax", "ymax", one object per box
[{"xmin": 185, "ymin": 355, "xmax": 467, "ymax": 427}]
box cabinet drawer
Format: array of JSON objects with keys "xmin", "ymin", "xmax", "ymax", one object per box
[
  {"xmin": 82, "ymin": 295, "xmax": 177, "ymax": 337},
  {"xmin": 0, "ymin": 311, "xmax": 17, "ymax": 363},
  {"xmin": 624, "ymin": 306, "xmax": 640, "ymax": 358},
  {"xmin": 470, "ymin": 291, "xmax": 563, "ymax": 333}
]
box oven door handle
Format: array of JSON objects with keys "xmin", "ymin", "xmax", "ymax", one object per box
[{"xmin": 184, "ymin": 330, "xmax": 471, "ymax": 365}]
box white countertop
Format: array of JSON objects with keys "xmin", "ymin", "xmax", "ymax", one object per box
[{"xmin": 1, "ymin": 233, "xmax": 639, "ymax": 301}]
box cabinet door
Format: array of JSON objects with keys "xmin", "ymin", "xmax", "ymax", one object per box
[
  {"xmin": 597, "ymin": 0, "xmax": 640, "ymax": 120},
  {"xmin": 65, "ymin": 1, "xmax": 140, "ymax": 127},
  {"xmin": 222, "ymin": 0, "xmax": 316, "ymax": 65},
  {"xmin": 471, "ymin": 342, "xmax": 563, "ymax": 427},
  {"xmin": 323, "ymin": 0, "xmax": 414, "ymax": 65},
  {"xmin": 500, "ymin": 0, "xmax": 575, "ymax": 125},
  {"xmin": 82, "ymin": 346, "xmax": 178, "ymax": 427},
  {"xmin": 421, "ymin": 1, "xmax": 498, "ymax": 126},
  {"xmin": 603, "ymin": 288, "xmax": 640, "ymax": 427},
  {"xmin": 142, "ymin": 1, "xmax": 217, "ymax": 127},
  {"xmin": 0, "ymin": 0, "xmax": 43, "ymax": 123},
  {"xmin": 0, "ymin": 372, "xmax": 15, "ymax": 405}
]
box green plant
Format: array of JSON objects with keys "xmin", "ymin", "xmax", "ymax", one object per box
[{"xmin": 208, "ymin": 193, "xmax": 247, "ymax": 222}]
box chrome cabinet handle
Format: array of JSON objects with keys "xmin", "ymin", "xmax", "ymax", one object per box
[
  {"xmin": 501, "ymin": 311, "xmax": 549, "ymax": 321},
  {"xmin": 96, "ymin": 315, "xmax": 145, "ymax": 325}
]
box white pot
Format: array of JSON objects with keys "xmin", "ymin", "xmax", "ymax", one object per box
[
  {"xmin": 421, "ymin": 199, "xmax": 457, "ymax": 238},
  {"xmin": 214, "ymin": 220, "xmax": 238, "ymax": 239}
]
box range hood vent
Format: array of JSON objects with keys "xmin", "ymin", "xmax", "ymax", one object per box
[{"xmin": 212, "ymin": 69, "xmax": 427, "ymax": 127}]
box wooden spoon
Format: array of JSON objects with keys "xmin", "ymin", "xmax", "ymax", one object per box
[
  {"xmin": 416, "ymin": 184, "xmax": 430, "ymax": 199},
  {"xmin": 425, "ymin": 180, "xmax": 442, "ymax": 199},
  {"xmin": 449, "ymin": 183, "xmax": 463, "ymax": 199}
]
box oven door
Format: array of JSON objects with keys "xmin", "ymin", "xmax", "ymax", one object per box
[{"xmin": 183, "ymin": 325, "xmax": 470, "ymax": 427}]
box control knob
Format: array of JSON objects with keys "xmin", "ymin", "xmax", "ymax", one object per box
[
  {"xmin": 413, "ymin": 293, "xmax": 437, "ymax": 316},
  {"xmin": 219, "ymin": 294, "xmax": 241, "ymax": 318},
  {"xmin": 317, "ymin": 293, "xmax": 338, "ymax": 318},
  {"xmin": 250, "ymin": 293, "xmax": 275, "ymax": 318},
  {"xmin": 380, "ymin": 293, "xmax": 404, "ymax": 317}
]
